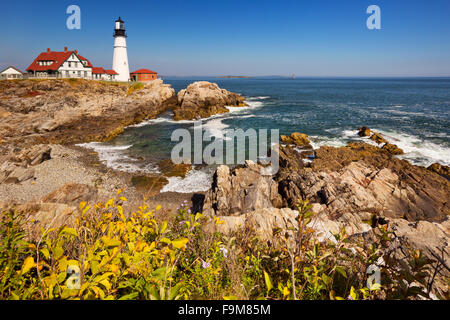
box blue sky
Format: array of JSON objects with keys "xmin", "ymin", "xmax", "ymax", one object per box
[{"xmin": 1, "ymin": 0, "xmax": 450, "ymax": 77}]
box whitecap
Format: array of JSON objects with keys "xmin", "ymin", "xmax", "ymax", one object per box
[
  {"xmin": 160, "ymin": 168, "xmax": 214, "ymax": 193},
  {"xmin": 311, "ymin": 129, "xmax": 450, "ymax": 167},
  {"xmin": 372, "ymin": 129, "xmax": 450, "ymax": 167},
  {"xmin": 76, "ymin": 142, "xmax": 160, "ymax": 174},
  {"xmin": 246, "ymin": 96, "xmax": 270, "ymax": 101}
]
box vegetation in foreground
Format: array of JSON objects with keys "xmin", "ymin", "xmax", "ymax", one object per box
[{"xmin": 0, "ymin": 190, "xmax": 444, "ymax": 300}]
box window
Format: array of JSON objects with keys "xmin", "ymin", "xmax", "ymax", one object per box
[
  {"xmin": 68, "ymin": 62, "xmax": 72, "ymax": 68},
  {"xmin": 77, "ymin": 71, "xmax": 81, "ymax": 77},
  {"xmin": 84, "ymin": 71, "xmax": 87, "ymax": 78},
  {"xmin": 74, "ymin": 62, "xmax": 77, "ymax": 68}
]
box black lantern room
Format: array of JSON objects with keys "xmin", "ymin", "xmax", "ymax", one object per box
[{"xmin": 114, "ymin": 17, "xmax": 127, "ymax": 37}]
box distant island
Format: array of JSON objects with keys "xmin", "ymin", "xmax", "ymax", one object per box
[{"xmin": 217, "ymin": 76, "xmax": 252, "ymax": 78}]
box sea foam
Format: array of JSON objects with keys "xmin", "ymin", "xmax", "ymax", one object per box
[
  {"xmin": 311, "ymin": 129, "xmax": 449, "ymax": 167},
  {"xmin": 76, "ymin": 142, "xmax": 160, "ymax": 174},
  {"xmin": 160, "ymin": 168, "xmax": 214, "ymax": 193}
]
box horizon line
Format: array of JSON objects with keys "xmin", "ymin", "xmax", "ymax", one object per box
[{"xmin": 159, "ymin": 75, "xmax": 450, "ymax": 79}]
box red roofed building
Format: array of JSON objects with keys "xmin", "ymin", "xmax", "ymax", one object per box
[
  {"xmin": 26, "ymin": 47, "xmax": 94, "ymax": 79},
  {"xmin": 105, "ymin": 70, "xmax": 118, "ymax": 81},
  {"xmin": 130, "ymin": 69, "xmax": 158, "ymax": 82},
  {"xmin": 26, "ymin": 47, "xmax": 121, "ymax": 81},
  {"xmin": 92, "ymin": 67, "xmax": 106, "ymax": 80}
]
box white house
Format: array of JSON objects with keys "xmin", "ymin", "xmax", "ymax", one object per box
[
  {"xmin": 26, "ymin": 47, "xmax": 93, "ymax": 79},
  {"xmin": 92, "ymin": 67, "xmax": 118, "ymax": 81},
  {"xmin": 0, "ymin": 66, "xmax": 24, "ymax": 80},
  {"xmin": 27, "ymin": 47, "xmax": 119, "ymax": 81}
]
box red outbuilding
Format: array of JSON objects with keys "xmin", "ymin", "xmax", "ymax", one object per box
[{"xmin": 130, "ymin": 69, "xmax": 158, "ymax": 82}]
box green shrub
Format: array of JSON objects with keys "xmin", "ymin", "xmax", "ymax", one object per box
[
  {"xmin": 126, "ymin": 82, "xmax": 145, "ymax": 96},
  {"xmin": 0, "ymin": 195, "xmax": 442, "ymax": 300}
]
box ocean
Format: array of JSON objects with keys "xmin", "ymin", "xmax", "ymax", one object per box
[{"xmin": 79, "ymin": 77, "xmax": 450, "ymax": 193}]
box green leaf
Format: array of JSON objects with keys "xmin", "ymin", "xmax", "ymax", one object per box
[
  {"xmin": 152, "ymin": 267, "xmax": 168, "ymax": 281},
  {"xmin": 350, "ymin": 286, "xmax": 358, "ymax": 300},
  {"xmin": 119, "ymin": 292, "xmax": 139, "ymax": 300},
  {"xmin": 172, "ymin": 237, "xmax": 188, "ymax": 249},
  {"xmin": 263, "ymin": 271, "xmax": 273, "ymax": 294},
  {"xmin": 160, "ymin": 221, "xmax": 168, "ymax": 234},
  {"xmin": 21, "ymin": 256, "xmax": 35, "ymax": 275},
  {"xmin": 369, "ymin": 282, "xmax": 382, "ymax": 291},
  {"xmin": 40, "ymin": 248, "xmax": 50, "ymax": 260},
  {"xmin": 335, "ymin": 266, "xmax": 347, "ymax": 278},
  {"xmin": 60, "ymin": 227, "xmax": 78, "ymax": 237},
  {"xmin": 169, "ymin": 283, "xmax": 183, "ymax": 300},
  {"xmin": 101, "ymin": 236, "xmax": 122, "ymax": 248},
  {"xmin": 57, "ymin": 271, "xmax": 67, "ymax": 283}
]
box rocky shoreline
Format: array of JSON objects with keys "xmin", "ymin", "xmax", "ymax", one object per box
[
  {"xmin": 0, "ymin": 78, "xmax": 247, "ymax": 234},
  {"xmin": 200, "ymin": 132, "xmax": 450, "ymax": 296},
  {"xmin": 0, "ymin": 79, "xmax": 449, "ymax": 296}
]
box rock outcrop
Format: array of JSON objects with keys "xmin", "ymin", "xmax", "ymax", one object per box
[
  {"xmin": 201, "ymin": 141, "xmax": 450, "ymax": 295},
  {"xmin": 280, "ymin": 132, "xmax": 312, "ymax": 149},
  {"xmin": 0, "ymin": 144, "xmax": 51, "ymax": 184},
  {"xmin": 0, "ymin": 79, "xmax": 177, "ymax": 149},
  {"xmin": 427, "ymin": 162, "xmax": 450, "ymax": 179},
  {"xmin": 357, "ymin": 126, "xmax": 404, "ymax": 155},
  {"xmin": 173, "ymin": 81, "xmax": 246, "ymax": 120},
  {"xmin": 41, "ymin": 183, "xmax": 97, "ymax": 206},
  {"xmin": 204, "ymin": 142, "xmax": 449, "ymax": 223},
  {"xmin": 202, "ymin": 160, "xmax": 283, "ymax": 217}
]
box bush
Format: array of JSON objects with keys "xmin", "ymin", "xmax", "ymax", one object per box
[
  {"xmin": 126, "ymin": 82, "xmax": 145, "ymax": 96},
  {"xmin": 0, "ymin": 194, "xmax": 442, "ymax": 300}
]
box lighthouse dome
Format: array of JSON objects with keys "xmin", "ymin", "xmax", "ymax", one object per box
[{"xmin": 114, "ymin": 17, "xmax": 126, "ymax": 37}]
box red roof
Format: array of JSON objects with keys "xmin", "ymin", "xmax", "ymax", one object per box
[
  {"xmin": 26, "ymin": 49, "xmax": 93, "ymax": 72},
  {"xmin": 105, "ymin": 70, "xmax": 118, "ymax": 75},
  {"xmin": 92, "ymin": 67, "xmax": 106, "ymax": 74},
  {"xmin": 27, "ymin": 50, "xmax": 72, "ymax": 71},
  {"xmin": 130, "ymin": 69, "xmax": 157, "ymax": 74},
  {"xmin": 78, "ymin": 55, "xmax": 93, "ymax": 67}
]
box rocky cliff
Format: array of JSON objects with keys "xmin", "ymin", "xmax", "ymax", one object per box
[
  {"xmin": 173, "ymin": 81, "xmax": 246, "ymax": 120},
  {"xmin": 202, "ymin": 135, "xmax": 450, "ymax": 296},
  {"xmin": 0, "ymin": 79, "xmax": 177, "ymax": 149}
]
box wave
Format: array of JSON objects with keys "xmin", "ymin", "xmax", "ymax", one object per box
[
  {"xmin": 130, "ymin": 95, "xmax": 269, "ymax": 129},
  {"xmin": 373, "ymin": 129, "xmax": 450, "ymax": 167},
  {"xmin": 246, "ymin": 96, "xmax": 270, "ymax": 101},
  {"xmin": 203, "ymin": 118, "xmax": 231, "ymax": 140},
  {"xmin": 311, "ymin": 129, "xmax": 449, "ymax": 167},
  {"xmin": 76, "ymin": 142, "xmax": 160, "ymax": 174},
  {"xmin": 161, "ymin": 167, "xmax": 214, "ymax": 193},
  {"xmin": 385, "ymin": 109, "xmax": 433, "ymax": 117},
  {"xmin": 127, "ymin": 115, "xmax": 194, "ymax": 128}
]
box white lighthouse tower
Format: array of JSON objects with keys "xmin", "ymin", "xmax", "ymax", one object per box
[{"xmin": 112, "ymin": 17, "xmax": 130, "ymax": 82}]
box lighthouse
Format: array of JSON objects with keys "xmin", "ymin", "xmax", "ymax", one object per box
[{"xmin": 112, "ymin": 17, "xmax": 130, "ymax": 82}]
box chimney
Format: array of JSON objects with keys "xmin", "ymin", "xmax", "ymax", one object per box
[
  {"xmin": 75, "ymin": 50, "xmax": 78, "ymax": 54},
  {"xmin": 64, "ymin": 47, "xmax": 68, "ymax": 52},
  {"xmin": 47, "ymin": 48, "xmax": 50, "ymax": 52}
]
